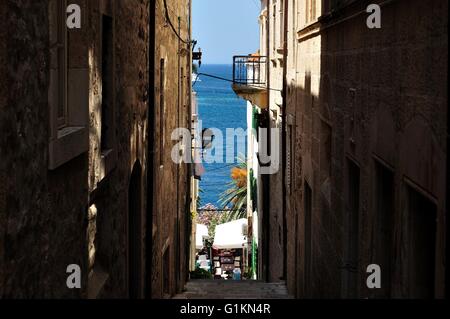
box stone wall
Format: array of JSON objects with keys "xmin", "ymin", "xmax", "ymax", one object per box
[
  {"xmin": 83, "ymin": 0, "xmax": 151, "ymax": 298},
  {"xmin": 285, "ymin": 0, "xmax": 447, "ymax": 298},
  {"xmin": 0, "ymin": 0, "xmax": 191, "ymax": 299},
  {"xmin": 152, "ymin": 0, "xmax": 191, "ymax": 298},
  {"xmin": 0, "ymin": 0, "xmax": 88, "ymax": 298},
  {"xmin": 264, "ymin": 0, "xmax": 286, "ymax": 284},
  {"xmin": 0, "ymin": 0, "xmax": 7, "ymax": 298}
]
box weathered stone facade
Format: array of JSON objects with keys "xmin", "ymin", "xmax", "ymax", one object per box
[
  {"xmin": 252, "ymin": 0, "xmax": 286, "ymax": 284},
  {"xmin": 0, "ymin": 0, "xmax": 6, "ymax": 298},
  {"xmin": 0, "ymin": 0, "xmax": 84, "ymax": 298},
  {"xmin": 0, "ymin": 0, "xmax": 192, "ymax": 299},
  {"xmin": 282, "ymin": 0, "xmax": 448, "ymax": 298},
  {"xmin": 151, "ymin": 0, "xmax": 192, "ymax": 298},
  {"xmin": 265, "ymin": 0, "xmax": 286, "ymax": 284}
]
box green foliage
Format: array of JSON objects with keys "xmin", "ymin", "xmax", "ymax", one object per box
[
  {"xmin": 219, "ymin": 155, "xmax": 248, "ymax": 222},
  {"xmin": 206, "ymin": 213, "xmax": 228, "ymax": 243},
  {"xmin": 243, "ymin": 270, "xmax": 253, "ymax": 280},
  {"xmin": 190, "ymin": 267, "xmax": 212, "ymax": 279},
  {"xmin": 190, "ymin": 210, "xmax": 197, "ymax": 221}
]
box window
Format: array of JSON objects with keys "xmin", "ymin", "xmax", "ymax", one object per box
[
  {"xmin": 57, "ymin": 0, "xmax": 68, "ymax": 128},
  {"xmin": 279, "ymin": 0, "xmax": 284, "ymax": 47},
  {"xmin": 406, "ymin": 184, "xmax": 437, "ymax": 298},
  {"xmin": 292, "ymin": 0, "xmax": 298, "ymax": 49},
  {"xmin": 259, "ymin": 16, "xmax": 266, "ymax": 56},
  {"xmin": 95, "ymin": 11, "xmax": 117, "ymax": 181},
  {"xmin": 305, "ymin": 0, "xmax": 316, "ymax": 24},
  {"xmin": 305, "ymin": 0, "xmax": 309, "ymax": 23},
  {"xmin": 159, "ymin": 59, "xmax": 166, "ymax": 166},
  {"xmin": 128, "ymin": 163, "xmax": 143, "ymax": 299},
  {"xmin": 48, "ymin": 0, "xmax": 89, "ymax": 170},
  {"xmin": 373, "ymin": 161, "xmax": 394, "ymax": 298},
  {"xmin": 272, "ymin": 2, "xmax": 277, "ymax": 52}
]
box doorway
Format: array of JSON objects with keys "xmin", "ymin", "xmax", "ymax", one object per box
[
  {"xmin": 406, "ymin": 185, "xmax": 437, "ymax": 298},
  {"xmin": 128, "ymin": 161, "xmax": 143, "ymax": 299}
]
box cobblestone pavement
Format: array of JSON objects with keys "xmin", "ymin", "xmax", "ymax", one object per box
[{"xmin": 174, "ymin": 280, "xmax": 294, "ymax": 299}]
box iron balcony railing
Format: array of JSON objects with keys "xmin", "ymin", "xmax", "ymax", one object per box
[{"xmin": 233, "ymin": 55, "xmax": 267, "ymax": 87}]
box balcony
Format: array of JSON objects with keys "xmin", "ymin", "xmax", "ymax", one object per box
[{"xmin": 232, "ymin": 54, "xmax": 268, "ymax": 109}]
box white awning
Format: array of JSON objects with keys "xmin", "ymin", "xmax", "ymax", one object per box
[
  {"xmin": 213, "ymin": 218, "xmax": 248, "ymax": 250},
  {"xmin": 196, "ymin": 224, "xmax": 209, "ymax": 250}
]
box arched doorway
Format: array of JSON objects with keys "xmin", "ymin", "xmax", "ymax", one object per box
[{"xmin": 128, "ymin": 161, "xmax": 143, "ymax": 299}]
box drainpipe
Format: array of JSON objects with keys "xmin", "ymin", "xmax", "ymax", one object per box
[
  {"xmin": 279, "ymin": 0, "xmax": 289, "ymax": 282},
  {"xmin": 146, "ymin": 0, "xmax": 156, "ymax": 299}
]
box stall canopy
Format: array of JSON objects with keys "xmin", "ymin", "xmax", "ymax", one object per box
[
  {"xmin": 196, "ymin": 224, "xmax": 209, "ymax": 250},
  {"xmin": 213, "ymin": 218, "xmax": 248, "ymax": 250}
]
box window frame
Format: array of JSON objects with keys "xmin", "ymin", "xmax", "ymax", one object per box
[
  {"xmin": 272, "ymin": 2, "xmax": 277, "ymax": 53},
  {"xmin": 305, "ymin": 0, "xmax": 317, "ymax": 26},
  {"xmin": 98, "ymin": 9, "xmax": 118, "ymax": 179},
  {"xmin": 48, "ymin": 0, "xmax": 89, "ymax": 170},
  {"xmin": 279, "ymin": 0, "xmax": 284, "ymax": 49},
  {"xmin": 56, "ymin": 0, "xmax": 68, "ymax": 129}
]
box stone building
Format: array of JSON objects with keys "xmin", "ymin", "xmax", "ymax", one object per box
[
  {"xmin": 281, "ymin": 0, "xmax": 447, "ymax": 298},
  {"xmin": 244, "ymin": 0, "xmax": 287, "ymax": 284},
  {"xmin": 262, "ymin": 0, "xmax": 286, "ymax": 284},
  {"xmin": 232, "ymin": 1, "xmax": 286, "ymax": 283},
  {"xmin": 235, "ymin": 0, "xmax": 447, "ymax": 298},
  {"xmin": 151, "ymin": 0, "xmax": 193, "ymax": 298},
  {"xmin": 0, "ymin": 0, "xmax": 192, "ymax": 299}
]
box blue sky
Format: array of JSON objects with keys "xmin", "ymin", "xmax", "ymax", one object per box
[{"xmin": 192, "ymin": 0, "xmax": 260, "ymax": 65}]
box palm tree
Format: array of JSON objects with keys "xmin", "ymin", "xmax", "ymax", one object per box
[{"xmin": 219, "ymin": 156, "xmax": 247, "ymax": 222}]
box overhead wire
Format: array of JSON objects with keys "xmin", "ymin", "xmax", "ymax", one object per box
[
  {"xmin": 193, "ymin": 72, "xmax": 282, "ymax": 92},
  {"xmin": 163, "ymin": 0, "xmax": 192, "ymax": 45}
]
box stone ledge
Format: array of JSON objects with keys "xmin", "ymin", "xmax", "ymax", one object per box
[{"xmin": 48, "ymin": 126, "xmax": 88, "ymax": 170}]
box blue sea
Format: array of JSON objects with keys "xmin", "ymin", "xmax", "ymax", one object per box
[{"xmin": 194, "ymin": 65, "xmax": 247, "ymax": 207}]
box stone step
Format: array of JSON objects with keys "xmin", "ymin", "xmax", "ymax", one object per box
[{"xmin": 174, "ymin": 280, "xmax": 294, "ymax": 299}]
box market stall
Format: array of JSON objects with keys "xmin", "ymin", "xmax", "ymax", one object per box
[{"xmin": 212, "ymin": 219, "xmax": 247, "ymax": 280}]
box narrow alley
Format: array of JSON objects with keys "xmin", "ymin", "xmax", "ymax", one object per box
[
  {"xmin": 0, "ymin": 0, "xmax": 448, "ymax": 302},
  {"xmin": 174, "ymin": 281, "xmax": 293, "ymax": 299}
]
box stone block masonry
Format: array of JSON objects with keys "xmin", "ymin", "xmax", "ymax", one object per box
[
  {"xmin": 283, "ymin": 0, "xmax": 448, "ymax": 299},
  {"xmin": 0, "ymin": 0, "xmax": 192, "ymax": 299}
]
